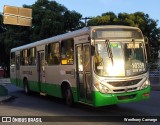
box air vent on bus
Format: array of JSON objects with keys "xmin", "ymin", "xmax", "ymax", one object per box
[
  {"xmin": 113, "ymin": 87, "xmax": 137, "ymax": 93},
  {"xmin": 108, "ymin": 79, "xmax": 142, "ymax": 87},
  {"xmin": 117, "ymin": 94, "xmax": 136, "ymax": 100}
]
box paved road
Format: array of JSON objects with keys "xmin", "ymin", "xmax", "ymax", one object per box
[{"xmin": 0, "ymin": 83, "xmax": 160, "ymax": 125}]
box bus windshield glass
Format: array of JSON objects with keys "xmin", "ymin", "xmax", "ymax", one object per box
[
  {"xmin": 92, "ymin": 28, "xmax": 143, "ymax": 39},
  {"xmin": 94, "ymin": 41, "xmax": 146, "ymax": 77}
]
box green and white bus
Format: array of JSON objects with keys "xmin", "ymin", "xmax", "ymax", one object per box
[{"xmin": 10, "ymin": 25, "xmax": 150, "ymax": 107}]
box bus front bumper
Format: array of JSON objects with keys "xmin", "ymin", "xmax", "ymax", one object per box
[{"xmin": 92, "ymin": 86, "xmax": 150, "ymax": 107}]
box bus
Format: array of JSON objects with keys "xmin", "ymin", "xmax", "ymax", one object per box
[{"xmin": 10, "ymin": 25, "xmax": 150, "ymax": 107}]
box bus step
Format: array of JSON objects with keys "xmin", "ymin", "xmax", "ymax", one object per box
[{"xmin": 40, "ymin": 92, "xmax": 46, "ymax": 96}]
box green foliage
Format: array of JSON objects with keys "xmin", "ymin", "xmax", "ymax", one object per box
[
  {"xmin": 64, "ymin": 10, "xmax": 83, "ymax": 31},
  {"xmin": 88, "ymin": 12, "xmax": 118, "ymax": 26},
  {"xmin": 0, "ymin": 0, "xmax": 84, "ymax": 76}
]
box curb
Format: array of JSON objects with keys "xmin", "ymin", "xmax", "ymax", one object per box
[
  {"xmin": 0, "ymin": 78, "xmax": 10, "ymax": 84},
  {"xmin": 0, "ymin": 95, "xmax": 13, "ymax": 103}
]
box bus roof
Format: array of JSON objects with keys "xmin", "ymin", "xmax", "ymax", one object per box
[
  {"xmin": 11, "ymin": 26, "xmax": 90, "ymax": 52},
  {"xmin": 11, "ymin": 25, "xmax": 141, "ymax": 52}
]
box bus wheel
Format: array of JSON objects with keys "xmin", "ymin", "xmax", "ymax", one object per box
[
  {"xmin": 65, "ymin": 86, "xmax": 74, "ymax": 107},
  {"xmin": 24, "ymin": 79, "xmax": 30, "ymax": 95}
]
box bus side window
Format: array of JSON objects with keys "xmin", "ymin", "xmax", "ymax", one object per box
[
  {"xmin": 10, "ymin": 52, "xmax": 15, "ymax": 66},
  {"xmin": 61, "ymin": 39, "xmax": 74, "ymax": 65},
  {"xmin": 20, "ymin": 51, "xmax": 23, "ymax": 65},
  {"xmin": 46, "ymin": 42, "xmax": 60, "ymax": 65},
  {"xmin": 21, "ymin": 50, "xmax": 28, "ymax": 65},
  {"xmin": 28, "ymin": 47, "xmax": 36, "ymax": 65}
]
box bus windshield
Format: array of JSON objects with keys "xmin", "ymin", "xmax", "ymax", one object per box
[{"xmin": 94, "ymin": 41, "xmax": 146, "ymax": 77}]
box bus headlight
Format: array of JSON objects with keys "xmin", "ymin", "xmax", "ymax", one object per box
[
  {"xmin": 140, "ymin": 79, "xmax": 150, "ymax": 90},
  {"xmin": 94, "ymin": 83, "xmax": 109, "ymax": 94}
]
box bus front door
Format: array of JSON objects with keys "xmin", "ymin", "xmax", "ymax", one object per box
[
  {"xmin": 37, "ymin": 51, "xmax": 46, "ymax": 93},
  {"xmin": 76, "ymin": 43, "xmax": 92, "ymax": 103}
]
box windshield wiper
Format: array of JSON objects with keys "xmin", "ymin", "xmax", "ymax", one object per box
[
  {"xmin": 105, "ymin": 39, "xmax": 114, "ymax": 65},
  {"xmin": 131, "ymin": 39, "xmax": 135, "ymax": 58}
]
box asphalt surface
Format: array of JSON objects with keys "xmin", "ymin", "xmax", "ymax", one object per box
[{"xmin": 0, "ymin": 79, "xmax": 160, "ymax": 125}]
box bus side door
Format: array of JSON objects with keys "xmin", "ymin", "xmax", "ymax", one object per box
[
  {"xmin": 37, "ymin": 51, "xmax": 46, "ymax": 93},
  {"xmin": 75, "ymin": 42, "xmax": 92, "ymax": 103}
]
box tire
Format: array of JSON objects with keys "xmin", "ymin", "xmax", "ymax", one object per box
[
  {"xmin": 65, "ymin": 86, "xmax": 74, "ymax": 107},
  {"xmin": 24, "ymin": 79, "xmax": 30, "ymax": 95}
]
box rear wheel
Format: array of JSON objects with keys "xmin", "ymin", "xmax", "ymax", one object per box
[{"xmin": 65, "ymin": 86, "xmax": 74, "ymax": 106}]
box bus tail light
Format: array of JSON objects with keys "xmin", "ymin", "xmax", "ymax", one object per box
[{"xmin": 94, "ymin": 83, "xmax": 109, "ymax": 94}]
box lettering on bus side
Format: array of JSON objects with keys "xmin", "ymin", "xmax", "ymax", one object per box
[
  {"xmin": 22, "ymin": 71, "xmax": 32, "ymax": 75},
  {"xmin": 78, "ymin": 38, "xmax": 88, "ymax": 41}
]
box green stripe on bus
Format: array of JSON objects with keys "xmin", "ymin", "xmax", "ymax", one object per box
[
  {"xmin": 10, "ymin": 78, "xmax": 78, "ymax": 101},
  {"xmin": 92, "ymin": 86, "xmax": 150, "ymax": 107}
]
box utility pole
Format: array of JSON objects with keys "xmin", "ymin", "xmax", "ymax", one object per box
[{"xmin": 81, "ymin": 17, "xmax": 92, "ymax": 26}]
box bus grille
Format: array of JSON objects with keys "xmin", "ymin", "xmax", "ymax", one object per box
[
  {"xmin": 113, "ymin": 87, "xmax": 137, "ymax": 93},
  {"xmin": 108, "ymin": 79, "xmax": 142, "ymax": 87},
  {"xmin": 117, "ymin": 94, "xmax": 136, "ymax": 100}
]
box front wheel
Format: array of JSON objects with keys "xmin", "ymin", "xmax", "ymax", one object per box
[{"xmin": 65, "ymin": 86, "xmax": 74, "ymax": 107}]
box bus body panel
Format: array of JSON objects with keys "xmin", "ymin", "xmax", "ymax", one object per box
[{"xmin": 92, "ymin": 86, "xmax": 150, "ymax": 107}]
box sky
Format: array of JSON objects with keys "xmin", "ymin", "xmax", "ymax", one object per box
[{"xmin": 0, "ymin": 0, "xmax": 160, "ymax": 27}]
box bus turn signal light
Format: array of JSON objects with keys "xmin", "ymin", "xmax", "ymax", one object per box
[{"xmin": 143, "ymin": 92, "xmax": 150, "ymax": 97}]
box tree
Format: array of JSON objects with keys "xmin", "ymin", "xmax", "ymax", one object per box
[
  {"xmin": 0, "ymin": 14, "xmax": 6, "ymax": 33},
  {"xmin": 24, "ymin": 0, "xmax": 84, "ymax": 41},
  {"xmin": 64, "ymin": 10, "xmax": 83, "ymax": 31},
  {"xmin": 88, "ymin": 11, "xmax": 117, "ymax": 26},
  {"xmin": 102, "ymin": 12, "xmax": 118, "ymax": 24},
  {"xmin": 0, "ymin": 0, "xmax": 84, "ymax": 76}
]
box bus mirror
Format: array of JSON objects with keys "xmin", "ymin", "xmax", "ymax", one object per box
[{"xmin": 91, "ymin": 45, "xmax": 95, "ymax": 56}]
